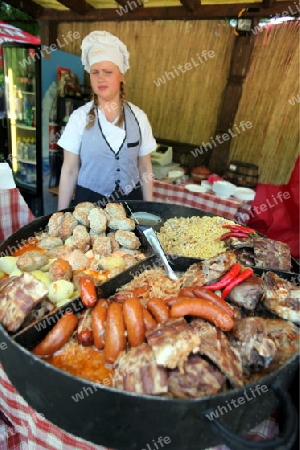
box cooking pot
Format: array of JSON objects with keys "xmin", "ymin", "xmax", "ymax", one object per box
[{"xmin": 0, "ymin": 201, "xmax": 299, "ymax": 450}]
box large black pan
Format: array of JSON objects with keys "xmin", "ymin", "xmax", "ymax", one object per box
[{"xmin": 0, "ymin": 202, "xmax": 299, "ymax": 450}]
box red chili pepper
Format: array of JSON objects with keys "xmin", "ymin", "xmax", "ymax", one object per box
[
  {"xmin": 204, "ymin": 263, "xmax": 241, "ymax": 290},
  {"xmin": 221, "ymin": 268, "xmax": 254, "ymax": 299},
  {"xmin": 220, "ymin": 231, "xmax": 250, "ymax": 240},
  {"xmin": 222, "ymin": 224, "xmax": 256, "ymax": 233}
]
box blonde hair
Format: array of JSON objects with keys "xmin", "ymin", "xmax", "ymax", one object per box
[{"xmin": 86, "ymin": 81, "xmax": 125, "ymax": 130}]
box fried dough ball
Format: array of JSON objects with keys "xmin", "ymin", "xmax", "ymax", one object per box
[
  {"xmin": 48, "ymin": 258, "xmax": 72, "ymax": 282},
  {"xmin": 72, "ymin": 225, "xmax": 90, "ymax": 253},
  {"xmin": 115, "ymin": 230, "xmax": 140, "ymax": 250},
  {"xmin": 48, "ymin": 212, "xmax": 64, "ymax": 237},
  {"xmin": 108, "ymin": 217, "xmax": 135, "ymax": 231},
  {"xmin": 37, "ymin": 236, "xmax": 63, "ymax": 249},
  {"xmin": 93, "ymin": 236, "xmax": 112, "ymax": 256},
  {"xmin": 17, "ymin": 250, "xmax": 49, "ymax": 272},
  {"xmin": 88, "ymin": 207, "xmax": 107, "ymax": 234},
  {"xmin": 58, "ymin": 213, "xmax": 78, "ymax": 241},
  {"xmin": 73, "ymin": 202, "xmax": 94, "ymax": 227},
  {"xmin": 105, "ymin": 202, "xmax": 127, "ymax": 218}
]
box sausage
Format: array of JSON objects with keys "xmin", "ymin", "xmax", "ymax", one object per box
[
  {"xmin": 170, "ymin": 298, "xmax": 234, "ymax": 331},
  {"xmin": 147, "ymin": 297, "xmax": 169, "ymax": 323},
  {"xmin": 164, "ymin": 297, "xmax": 182, "ymax": 307},
  {"xmin": 104, "ymin": 303, "xmax": 126, "ymax": 364},
  {"xmin": 79, "ymin": 275, "xmax": 97, "ymax": 308},
  {"xmin": 142, "ymin": 308, "xmax": 157, "ymax": 330},
  {"xmin": 113, "ymin": 285, "xmax": 149, "ymax": 303},
  {"xmin": 77, "ymin": 309, "xmax": 94, "ymax": 347},
  {"xmin": 91, "ymin": 298, "xmax": 109, "ymax": 350},
  {"xmin": 178, "ymin": 287, "xmax": 196, "ymax": 298},
  {"xmin": 192, "ymin": 287, "xmax": 234, "ymax": 318},
  {"xmin": 32, "ymin": 313, "xmax": 78, "ymax": 357},
  {"xmin": 123, "ymin": 298, "xmax": 145, "ymax": 347}
]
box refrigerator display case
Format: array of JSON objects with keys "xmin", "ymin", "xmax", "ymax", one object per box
[{"xmin": 3, "ymin": 42, "xmax": 42, "ymax": 216}]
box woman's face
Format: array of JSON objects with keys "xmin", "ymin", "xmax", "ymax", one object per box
[{"xmin": 90, "ymin": 61, "xmax": 124, "ymax": 104}]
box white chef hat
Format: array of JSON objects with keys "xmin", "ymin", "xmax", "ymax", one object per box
[{"xmin": 81, "ymin": 31, "xmax": 130, "ymax": 74}]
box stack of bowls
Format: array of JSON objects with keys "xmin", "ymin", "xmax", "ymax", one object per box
[{"xmin": 212, "ymin": 180, "xmax": 236, "ymax": 199}]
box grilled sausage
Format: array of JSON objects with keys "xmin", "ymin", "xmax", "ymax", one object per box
[
  {"xmin": 91, "ymin": 298, "xmax": 109, "ymax": 350},
  {"xmin": 147, "ymin": 297, "xmax": 169, "ymax": 323},
  {"xmin": 193, "ymin": 287, "xmax": 234, "ymax": 318},
  {"xmin": 79, "ymin": 275, "xmax": 97, "ymax": 308},
  {"xmin": 32, "ymin": 313, "xmax": 78, "ymax": 356},
  {"xmin": 77, "ymin": 309, "xmax": 94, "ymax": 347},
  {"xmin": 170, "ymin": 298, "xmax": 234, "ymax": 331},
  {"xmin": 104, "ymin": 303, "xmax": 126, "ymax": 364},
  {"xmin": 178, "ymin": 287, "xmax": 196, "ymax": 298},
  {"xmin": 123, "ymin": 298, "xmax": 145, "ymax": 347},
  {"xmin": 142, "ymin": 308, "xmax": 157, "ymax": 330}
]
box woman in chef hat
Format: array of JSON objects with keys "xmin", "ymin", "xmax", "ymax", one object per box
[{"xmin": 57, "ymin": 31, "xmax": 156, "ymax": 209}]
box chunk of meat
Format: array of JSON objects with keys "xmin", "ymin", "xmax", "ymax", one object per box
[
  {"xmin": 72, "ymin": 225, "xmax": 90, "ymax": 253},
  {"xmin": 108, "ymin": 217, "xmax": 135, "ymax": 231},
  {"xmin": 230, "ymin": 317, "xmax": 277, "ymax": 374},
  {"xmin": 93, "ymin": 236, "xmax": 112, "ymax": 256},
  {"xmin": 234, "ymin": 248, "xmax": 256, "ymax": 267},
  {"xmin": 0, "ymin": 273, "xmax": 48, "ymax": 332},
  {"xmin": 115, "ymin": 230, "xmax": 140, "ymax": 250},
  {"xmin": 227, "ymin": 236, "xmax": 254, "ymax": 249},
  {"xmin": 145, "ymin": 318, "xmax": 200, "ymax": 372},
  {"xmin": 46, "ymin": 245, "xmax": 75, "ymax": 260},
  {"xmin": 263, "ymin": 319, "xmax": 300, "ymax": 368},
  {"xmin": 58, "ymin": 213, "xmax": 78, "ymax": 241},
  {"xmin": 63, "ymin": 249, "xmax": 89, "ymax": 271},
  {"xmin": 228, "ymin": 275, "xmax": 263, "ymax": 310},
  {"xmin": 36, "ymin": 236, "xmax": 63, "ymax": 249},
  {"xmin": 191, "ymin": 319, "xmax": 244, "ymax": 388},
  {"xmin": 168, "ymin": 355, "xmax": 226, "ymax": 398},
  {"xmin": 88, "ymin": 208, "xmax": 107, "ymax": 234},
  {"xmin": 253, "ymin": 237, "xmax": 291, "ymax": 271},
  {"xmin": 105, "ymin": 203, "xmax": 127, "ymax": 218},
  {"xmin": 114, "ymin": 343, "xmax": 169, "ymax": 395},
  {"xmin": 47, "ymin": 212, "xmax": 64, "ymax": 237},
  {"xmin": 17, "ymin": 251, "xmax": 49, "ymax": 272},
  {"xmin": 262, "ymin": 271, "xmax": 300, "ymax": 324},
  {"xmin": 73, "ymin": 202, "xmax": 94, "ymax": 227}
]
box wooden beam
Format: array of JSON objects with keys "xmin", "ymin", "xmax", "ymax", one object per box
[
  {"xmin": 3, "ymin": 0, "xmax": 44, "ymax": 19},
  {"xmin": 180, "ymin": 0, "xmax": 200, "ymax": 12},
  {"xmin": 34, "ymin": 1, "xmax": 300, "ymax": 21},
  {"xmin": 263, "ymin": 0, "xmax": 275, "ymax": 8},
  {"xmin": 208, "ymin": 25, "xmax": 257, "ymax": 175},
  {"xmin": 57, "ymin": 0, "xmax": 95, "ymax": 15},
  {"xmin": 116, "ymin": 0, "xmax": 143, "ymax": 12},
  {"xmin": 38, "ymin": 21, "xmax": 58, "ymax": 47}
]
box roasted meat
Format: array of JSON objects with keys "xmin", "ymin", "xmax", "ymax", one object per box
[
  {"xmin": 114, "ymin": 343, "xmax": 168, "ymax": 395},
  {"xmin": 181, "ymin": 252, "xmax": 237, "ymax": 287},
  {"xmin": 253, "ymin": 236, "xmax": 291, "ymax": 271},
  {"xmin": 191, "ymin": 319, "xmax": 244, "ymax": 388},
  {"xmin": 230, "ymin": 317, "xmax": 277, "ymax": 374},
  {"xmin": 0, "ymin": 273, "xmax": 48, "ymax": 332},
  {"xmin": 227, "ymin": 236, "xmax": 254, "ymax": 249},
  {"xmin": 16, "ymin": 250, "xmax": 49, "ymax": 272},
  {"xmin": 168, "ymin": 355, "xmax": 226, "ymax": 398},
  {"xmin": 234, "ymin": 248, "xmax": 256, "ymax": 267},
  {"xmin": 145, "ymin": 318, "xmax": 200, "ymax": 371},
  {"xmin": 262, "ymin": 271, "xmax": 300, "ymax": 323},
  {"xmin": 228, "ymin": 275, "xmax": 263, "ymax": 310},
  {"xmin": 263, "ymin": 319, "xmax": 299, "ymax": 368}
]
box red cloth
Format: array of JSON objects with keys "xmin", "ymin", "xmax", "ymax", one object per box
[{"xmin": 248, "ymin": 156, "xmax": 300, "ymax": 258}]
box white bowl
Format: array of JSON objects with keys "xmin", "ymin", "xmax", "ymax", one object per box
[
  {"xmin": 212, "ymin": 180, "xmax": 236, "ymax": 199},
  {"xmin": 185, "ymin": 184, "xmax": 207, "ymax": 193},
  {"xmin": 168, "ymin": 169, "xmax": 184, "ymax": 179},
  {"xmin": 234, "ymin": 187, "xmax": 256, "ymax": 201},
  {"xmin": 201, "ymin": 180, "xmax": 213, "ymax": 191}
]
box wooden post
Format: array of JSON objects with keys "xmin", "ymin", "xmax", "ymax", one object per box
[{"xmin": 208, "ymin": 23, "xmax": 257, "ymax": 175}]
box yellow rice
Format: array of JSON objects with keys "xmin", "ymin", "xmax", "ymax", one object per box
[{"xmin": 157, "ymin": 216, "xmax": 235, "ymax": 259}]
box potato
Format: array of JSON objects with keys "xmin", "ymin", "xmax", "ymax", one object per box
[
  {"xmin": 9, "ymin": 267, "xmax": 23, "ymax": 277},
  {"xmin": 0, "ymin": 270, "xmax": 6, "ymax": 279},
  {"xmin": 99, "ymin": 255, "xmax": 125, "ymax": 271},
  {"xmin": 0, "ymin": 256, "xmax": 17, "ymax": 275},
  {"xmin": 40, "ymin": 258, "xmax": 55, "ymax": 272},
  {"xmin": 55, "ymin": 289, "xmax": 80, "ymax": 308},
  {"xmin": 48, "ymin": 280, "xmax": 75, "ymax": 303},
  {"xmin": 31, "ymin": 270, "xmax": 51, "ymax": 287}
]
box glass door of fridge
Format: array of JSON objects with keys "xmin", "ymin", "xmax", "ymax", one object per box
[{"xmin": 3, "ymin": 45, "xmax": 38, "ymax": 194}]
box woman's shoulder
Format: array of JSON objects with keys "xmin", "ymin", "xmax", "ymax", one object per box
[{"xmin": 126, "ymin": 102, "xmax": 149, "ymax": 123}]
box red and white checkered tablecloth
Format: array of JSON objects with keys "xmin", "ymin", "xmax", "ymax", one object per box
[
  {"xmin": 153, "ymin": 180, "xmax": 245, "ymax": 220},
  {"xmin": 0, "ymin": 361, "xmax": 279, "ymax": 450},
  {"xmin": 0, "ymin": 189, "xmax": 35, "ymax": 242}
]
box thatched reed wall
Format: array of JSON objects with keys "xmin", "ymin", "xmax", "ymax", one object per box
[{"xmin": 57, "ymin": 20, "xmax": 299, "ymax": 184}]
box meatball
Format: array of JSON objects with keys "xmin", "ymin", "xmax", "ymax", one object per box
[
  {"xmin": 17, "ymin": 250, "xmax": 49, "ymax": 272},
  {"xmin": 73, "ymin": 202, "xmax": 94, "ymax": 227},
  {"xmin": 93, "ymin": 236, "xmax": 112, "ymax": 256},
  {"xmin": 105, "ymin": 203, "xmax": 126, "ymax": 218},
  {"xmin": 108, "ymin": 217, "xmax": 135, "ymax": 231},
  {"xmin": 48, "ymin": 212, "xmax": 64, "ymax": 237},
  {"xmin": 73, "ymin": 225, "xmax": 90, "ymax": 253},
  {"xmin": 58, "ymin": 213, "xmax": 78, "ymax": 241},
  {"xmin": 37, "ymin": 236, "xmax": 63, "ymax": 249},
  {"xmin": 48, "ymin": 258, "xmax": 73, "ymax": 282},
  {"xmin": 115, "ymin": 230, "xmax": 140, "ymax": 250},
  {"xmin": 88, "ymin": 207, "xmax": 107, "ymax": 234}
]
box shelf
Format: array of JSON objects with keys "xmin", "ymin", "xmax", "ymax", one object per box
[
  {"xmin": 18, "ymin": 159, "xmax": 36, "ymax": 165},
  {"xmin": 16, "ymin": 123, "xmax": 36, "ymax": 131},
  {"xmin": 15, "ymin": 178, "xmax": 37, "ymax": 193}
]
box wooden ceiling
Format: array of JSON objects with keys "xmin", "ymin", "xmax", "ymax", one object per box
[{"xmin": 3, "ymin": 0, "xmax": 299, "ymax": 21}]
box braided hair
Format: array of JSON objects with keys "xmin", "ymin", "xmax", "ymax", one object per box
[{"xmin": 85, "ymin": 81, "xmax": 125, "ymax": 130}]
